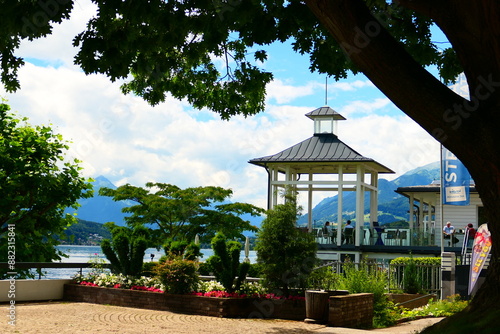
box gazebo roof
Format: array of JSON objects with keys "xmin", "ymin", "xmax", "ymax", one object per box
[
  {"xmin": 305, "ymin": 106, "xmax": 346, "ymax": 120},
  {"xmin": 249, "ymin": 133, "xmax": 394, "ymax": 174}
]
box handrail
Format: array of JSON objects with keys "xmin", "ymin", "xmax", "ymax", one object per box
[
  {"xmin": 0, "ymin": 262, "xmax": 110, "ymax": 269},
  {"xmin": 0, "ymin": 262, "xmax": 112, "ymax": 279},
  {"xmin": 394, "ymin": 293, "xmax": 437, "ymax": 307}
]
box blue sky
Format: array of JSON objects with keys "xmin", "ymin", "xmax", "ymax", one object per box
[{"xmin": 1, "ymin": 0, "xmax": 452, "ymax": 210}]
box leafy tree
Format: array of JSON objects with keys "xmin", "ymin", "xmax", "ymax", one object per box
[
  {"xmin": 99, "ymin": 182, "xmax": 263, "ymax": 246},
  {"xmin": 3, "ymin": 0, "xmax": 500, "ymax": 327},
  {"xmin": 0, "ymin": 102, "xmax": 92, "ymax": 278},
  {"xmin": 100, "ymin": 223, "xmax": 149, "ymax": 277},
  {"xmin": 255, "ymin": 192, "xmax": 317, "ymax": 296},
  {"xmin": 206, "ymin": 232, "xmax": 250, "ymax": 293}
]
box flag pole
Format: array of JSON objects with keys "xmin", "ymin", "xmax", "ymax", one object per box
[
  {"xmin": 439, "ymin": 143, "xmax": 445, "ymax": 300},
  {"xmin": 440, "ymin": 144, "xmax": 445, "ymax": 255}
]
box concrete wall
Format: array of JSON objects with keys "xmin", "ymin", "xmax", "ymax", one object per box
[{"xmin": 0, "ymin": 279, "xmax": 72, "ymax": 302}]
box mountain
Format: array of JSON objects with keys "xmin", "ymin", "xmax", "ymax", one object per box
[
  {"xmin": 61, "ymin": 219, "xmax": 112, "ymax": 245},
  {"xmin": 297, "ymin": 161, "xmax": 441, "ymax": 227},
  {"xmin": 65, "ymin": 176, "xmax": 131, "ymax": 226}
]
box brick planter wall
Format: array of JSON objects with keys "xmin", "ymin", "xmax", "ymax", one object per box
[
  {"xmin": 328, "ymin": 293, "xmax": 374, "ymax": 329},
  {"xmin": 63, "ymin": 284, "xmax": 305, "ymax": 320}
]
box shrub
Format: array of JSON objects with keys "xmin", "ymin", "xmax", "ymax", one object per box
[
  {"xmin": 391, "ymin": 257, "xmax": 440, "ymax": 294},
  {"xmin": 247, "ymin": 263, "xmax": 263, "ymax": 278},
  {"xmin": 164, "ymin": 240, "xmax": 203, "ymax": 261},
  {"xmin": 164, "ymin": 240, "xmax": 188, "ymax": 257},
  {"xmin": 307, "ymin": 266, "xmax": 339, "ymax": 291},
  {"xmin": 400, "ymin": 294, "xmax": 468, "ymax": 319},
  {"xmin": 100, "ymin": 224, "xmax": 149, "ymax": 277},
  {"xmin": 198, "ymin": 261, "xmax": 213, "ymax": 276},
  {"xmin": 155, "ymin": 258, "xmax": 199, "ymax": 294},
  {"xmin": 402, "ymin": 256, "xmax": 423, "ymax": 294},
  {"xmin": 141, "ymin": 261, "xmax": 158, "ymax": 277},
  {"xmin": 255, "ymin": 192, "xmax": 317, "ymax": 296},
  {"xmin": 336, "ymin": 260, "xmax": 396, "ymax": 328},
  {"xmin": 206, "ymin": 232, "xmax": 249, "ymax": 293}
]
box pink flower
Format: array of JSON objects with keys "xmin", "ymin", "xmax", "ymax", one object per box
[
  {"xmin": 80, "ymin": 281, "xmax": 99, "ymax": 287},
  {"xmin": 130, "ymin": 285, "xmax": 163, "ymax": 293}
]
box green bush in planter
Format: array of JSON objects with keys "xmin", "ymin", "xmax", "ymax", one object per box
[
  {"xmin": 247, "ymin": 263, "xmax": 263, "ymax": 278},
  {"xmin": 391, "ymin": 257, "xmax": 439, "ymax": 294},
  {"xmin": 206, "ymin": 232, "xmax": 249, "ymax": 293},
  {"xmin": 155, "ymin": 258, "xmax": 199, "ymax": 294},
  {"xmin": 141, "ymin": 261, "xmax": 158, "ymax": 277},
  {"xmin": 100, "ymin": 223, "xmax": 149, "ymax": 277},
  {"xmin": 198, "ymin": 261, "xmax": 213, "ymax": 276},
  {"xmin": 402, "ymin": 257, "xmax": 423, "ymax": 294},
  {"xmin": 164, "ymin": 239, "xmax": 203, "ymax": 261},
  {"xmin": 254, "ymin": 191, "xmax": 317, "ymax": 297}
]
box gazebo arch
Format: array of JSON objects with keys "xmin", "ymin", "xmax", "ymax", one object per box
[{"xmin": 249, "ymin": 106, "xmax": 394, "ymax": 250}]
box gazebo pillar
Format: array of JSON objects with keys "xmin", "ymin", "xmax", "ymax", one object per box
[
  {"xmin": 336, "ymin": 166, "xmax": 344, "ymax": 246},
  {"xmin": 308, "ymin": 173, "xmax": 313, "ymax": 232},
  {"xmin": 409, "ymin": 193, "xmax": 415, "ymax": 244},
  {"xmin": 355, "ymin": 165, "xmax": 365, "ymax": 246},
  {"xmin": 418, "ymin": 197, "xmax": 425, "ymax": 232},
  {"xmin": 370, "ymin": 171, "xmax": 378, "ymax": 228}
]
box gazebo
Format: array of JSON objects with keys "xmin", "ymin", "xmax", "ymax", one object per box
[{"xmin": 249, "ymin": 106, "xmax": 394, "ymax": 253}]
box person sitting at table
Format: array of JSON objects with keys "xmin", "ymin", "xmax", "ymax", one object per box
[
  {"xmin": 343, "ymin": 220, "xmax": 354, "ymax": 244},
  {"xmin": 443, "ymin": 221, "xmax": 458, "ymax": 245}
]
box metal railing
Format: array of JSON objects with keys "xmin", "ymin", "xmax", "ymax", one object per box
[
  {"xmin": 0, "ymin": 262, "xmax": 112, "ymax": 279},
  {"xmin": 312, "ymin": 261, "xmax": 441, "ymax": 295}
]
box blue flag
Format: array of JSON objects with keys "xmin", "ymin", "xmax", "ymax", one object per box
[{"xmin": 441, "ymin": 147, "xmax": 470, "ymax": 205}]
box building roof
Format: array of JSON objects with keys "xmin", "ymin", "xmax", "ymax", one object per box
[
  {"xmin": 396, "ymin": 184, "xmax": 477, "ymax": 195},
  {"xmin": 248, "ymin": 133, "xmax": 394, "ymax": 174}
]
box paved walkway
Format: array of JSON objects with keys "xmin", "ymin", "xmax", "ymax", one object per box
[{"xmin": 1, "ymin": 302, "xmax": 444, "ymax": 334}]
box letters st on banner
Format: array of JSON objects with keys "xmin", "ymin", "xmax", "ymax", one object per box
[
  {"xmin": 469, "ymin": 224, "xmax": 492, "ymax": 295},
  {"xmin": 441, "ymin": 148, "xmax": 470, "ymax": 205}
]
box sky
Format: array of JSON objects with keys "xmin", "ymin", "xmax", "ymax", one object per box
[{"xmin": 1, "ymin": 0, "xmax": 449, "ymax": 210}]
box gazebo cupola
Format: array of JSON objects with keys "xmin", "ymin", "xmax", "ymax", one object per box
[
  {"xmin": 249, "ymin": 106, "xmax": 394, "ymax": 261},
  {"xmin": 306, "ymin": 106, "xmax": 346, "ymax": 136}
]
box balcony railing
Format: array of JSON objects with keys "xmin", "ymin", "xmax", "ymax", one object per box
[{"xmin": 312, "ymin": 227, "xmax": 467, "ymax": 248}]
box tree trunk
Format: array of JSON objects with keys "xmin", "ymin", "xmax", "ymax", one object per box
[{"xmin": 305, "ymin": 0, "xmax": 500, "ymax": 329}]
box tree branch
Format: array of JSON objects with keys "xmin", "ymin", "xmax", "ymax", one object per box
[
  {"xmin": 304, "ymin": 0, "xmax": 466, "ymax": 144},
  {"xmin": 399, "ymin": 0, "xmax": 500, "ymax": 99}
]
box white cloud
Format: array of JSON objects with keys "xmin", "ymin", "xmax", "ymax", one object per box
[
  {"xmin": 339, "ymin": 114, "xmax": 440, "ymax": 180},
  {"xmin": 340, "ymin": 98, "xmax": 392, "ymax": 117},
  {"xmin": 329, "ymin": 79, "xmax": 374, "ymax": 91},
  {"xmin": 266, "ymin": 79, "xmax": 318, "ymax": 104}
]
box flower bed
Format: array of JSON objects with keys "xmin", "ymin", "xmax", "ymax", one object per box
[{"xmin": 64, "ymin": 283, "xmax": 306, "ymax": 320}]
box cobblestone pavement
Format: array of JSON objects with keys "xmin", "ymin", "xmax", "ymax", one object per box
[{"xmin": 1, "ymin": 302, "xmax": 444, "ymax": 334}]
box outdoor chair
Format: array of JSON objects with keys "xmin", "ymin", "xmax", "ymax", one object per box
[{"xmin": 343, "ymin": 228, "xmax": 354, "ymax": 244}]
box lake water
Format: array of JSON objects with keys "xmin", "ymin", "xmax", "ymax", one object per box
[{"xmin": 42, "ymin": 245, "xmax": 257, "ymax": 279}]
